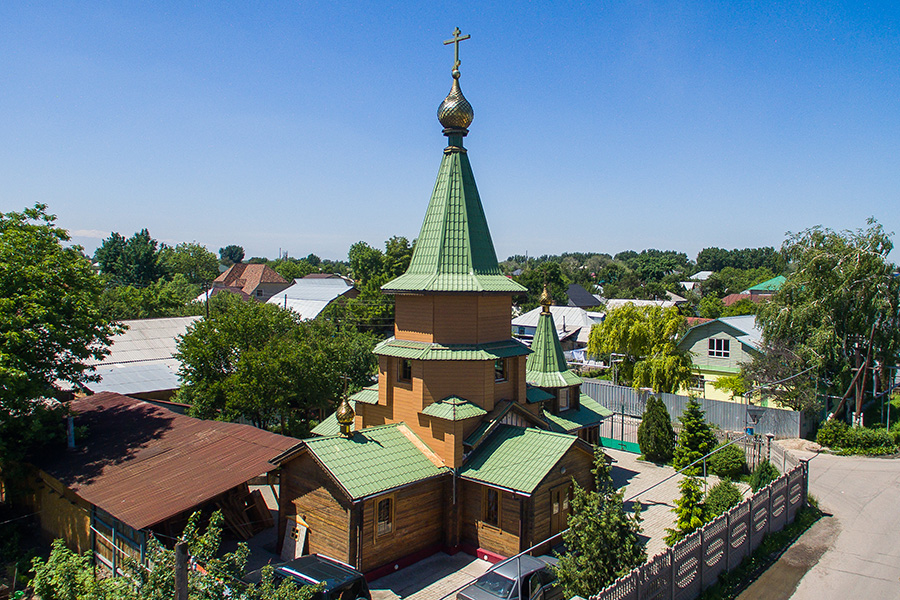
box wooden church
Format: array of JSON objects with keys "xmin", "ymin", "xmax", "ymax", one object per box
[{"xmin": 273, "ymin": 31, "xmax": 610, "ymax": 577}]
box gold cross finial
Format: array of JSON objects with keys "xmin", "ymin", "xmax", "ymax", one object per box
[{"xmin": 443, "ymin": 27, "xmax": 471, "ymax": 71}]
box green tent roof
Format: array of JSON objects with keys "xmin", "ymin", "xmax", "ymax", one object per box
[
  {"xmin": 543, "ymin": 394, "xmax": 613, "ymax": 434},
  {"xmin": 374, "ymin": 337, "xmax": 530, "ymax": 361},
  {"xmin": 460, "ymin": 425, "xmax": 582, "ymax": 495},
  {"xmin": 304, "ymin": 423, "xmax": 448, "ymax": 500},
  {"xmin": 422, "ymin": 395, "xmax": 487, "ymax": 421},
  {"xmin": 350, "ymin": 385, "xmax": 379, "ymax": 405},
  {"xmin": 382, "ymin": 143, "xmax": 526, "ymax": 294},
  {"xmin": 525, "ymin": 311, "xmax": 582, "ymax": 388}
]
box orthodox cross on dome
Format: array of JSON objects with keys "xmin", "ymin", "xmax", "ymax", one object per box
[{"xmin": 443, "ymin": 27, "xmax": 470, "ymax": 71}]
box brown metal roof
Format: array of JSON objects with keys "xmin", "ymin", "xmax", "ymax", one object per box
[{"xmin": 38, "ymin": 392, "xmax": 299, "ymax": 530}]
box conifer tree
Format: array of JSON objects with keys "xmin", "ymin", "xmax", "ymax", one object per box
[
  {"xmin": 637, "ymin": 395, "xmax": 675, "ymax": 463},
  {"xmin": 665, "ymin": 476, "xmax": 707, "ymax": 545},
  {"xmin": 554, "ymin": 449, "xmax": 646, "ymax": 598},
  {"xmin": 673, "ymin": 398, "xmax": 717, "ymax": 473}
]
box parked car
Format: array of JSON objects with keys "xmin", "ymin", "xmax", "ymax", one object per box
[
  {"xmin": 457, "ymin": 555, "xmax": 561, "ymax": 600},
  {"xmin": 272, "ymin": 554, "xmax": 371, "ymax": 600}
]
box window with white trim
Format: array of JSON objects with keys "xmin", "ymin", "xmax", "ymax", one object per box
[{"xmin": 708, "ymin": 338, "xmax": 730, "ymax": 358}]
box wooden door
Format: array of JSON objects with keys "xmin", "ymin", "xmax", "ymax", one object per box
[{"xmin": 549, "ymin": 483, "xmax": 570, "ymax": 536}]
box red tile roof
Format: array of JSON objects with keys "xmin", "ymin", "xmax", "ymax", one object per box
[
  {"xmin": 685, "ymin": 317, "xmax": 714, "ymax": 327},
  {"xmin": 38, "ymin": 392, "xmax": 298, "ymax": 530},
  {"xmin": 214, "ymin": 264, "xmax": 288, "ymax": 295},
  {"xmin": 722, "ymin": 293, "xmax": 764, "ymax": 306}
]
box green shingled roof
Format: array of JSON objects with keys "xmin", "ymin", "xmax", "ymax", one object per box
[
  {"xmin": 744, "ymin": 275, "xmax": 786, "ymax": 292},
  {"xmin": 526, "ymin": 385, "xmax": 555, "ymax": 404},
  {"xmin": 460, "ymin": 425, "xmax": 581, "ymax": 495},
  {"xmin": 422, "ymin": 395, "xmax": 487, "ymax": 420},
  {"xmin": 382, "ymin": 145, "xmax": 526, "ymax": 294},
  {"xmin": 350, "ymin": 385, "xmax": 379, "ymax": 405},
  {"xmin": 311, "ymin": 401, "xmax": 355, "ymax": 437},
  {"xmin": 543, "ymin": 394, "xmax": 613, "ymax": 434},
  {"xmin": 304, "ymin": 423, "xmax": 448, "ymax": 500},
  {"xmin": 526, "ymin": 311, "xmax": 582, "ymax": 388},
  {"xmin": 374, "ymin": 337, "xmax": 530, "ymax": 361}
]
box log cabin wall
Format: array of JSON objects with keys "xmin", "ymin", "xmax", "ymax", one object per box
[
  {"xmin": 459, "ymin": 479, "xmax": 522, "ymax": 558},
  {"xmin": 528, "ymin": 447, "xmax": 595, "ymax": 548},
  {"xmin": 357, "ymin": 477, "xmax": 446, "ymax": 573},
  {"xmin": 394, "ymin": 294, "xmax": 514, "ymax": 345},
  {"xmin": 281, "ymin": 454, "xmax": 353, "ymax": 565}
]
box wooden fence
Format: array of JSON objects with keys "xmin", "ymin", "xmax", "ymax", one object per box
[{"xmin": 590, "ymin": 461, "xmax": 809, "ymax": 600}]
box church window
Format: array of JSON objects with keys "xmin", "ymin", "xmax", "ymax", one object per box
[
  {"xmin": 376, "ymin": 496, "xmax": 393, "ymax": 536},
  {"xmin": 398, "ymin": 359, "xmax": 412, "ymax": 382},
  {"xmin": 483, "ymin": 488, "xmax": 499, "ymax": 527},
  {"xmin": 494, "ymin": 359, "xmax": 507, "ymax": 382},
  {"xmin": 558, "ymin": 387, "xmax": 570, "ymax": 411}
]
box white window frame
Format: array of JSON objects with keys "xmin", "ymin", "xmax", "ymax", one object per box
[{"xmin": 708, "ymin": 338, "xmax": 730, "ymax": 358}]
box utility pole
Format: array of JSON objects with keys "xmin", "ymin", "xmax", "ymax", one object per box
[{"xmin": 175, "ymin": 542, "xmax": 188, "ymax": 600}]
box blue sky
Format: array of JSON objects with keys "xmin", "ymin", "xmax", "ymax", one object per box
[{"xmin": 2, "ymin": 1, "xmax": 898, "ymax": 262}]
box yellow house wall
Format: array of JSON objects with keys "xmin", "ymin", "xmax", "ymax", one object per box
[{"xmin": 34, "ymin": 472, "xmax": 92, "ymax": 553}]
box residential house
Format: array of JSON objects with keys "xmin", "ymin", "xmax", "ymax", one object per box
[
  {"xmin": 677, "ymin": 315, "xmax": 763, "ymax": 402},
  {"xmin": 565, "ymin": 283, "xmax": 603, "ymax": 308},
  {"xmin": 267, "ymin": 274, "xmax": 359, "ymax": 320},
  {"xmin": 273, "ymin": 62, "xmax": 597, "ymax": 577},
  {"xmin": 26, "ymin": 392, "xmax": 297, "ymax": 572},
  {"xmin": 201, "ymin": 263, "xmax": 291, "ymax": 302},
  {"xmin": 742, "ymin": 275, "xmax": 785, "ymax": 299}
]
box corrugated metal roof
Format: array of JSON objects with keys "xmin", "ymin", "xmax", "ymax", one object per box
[
  {"xmin": 304, "ymin": 424, "xmax": 449, "ymax": 500},
  {"xmin": 422, "ymin": 396, "xmax": 487, "ymax": 421},
  {"xmin": 543, "ymin": 394, "xmax": 613, "ymax": 433},
  {"xmin": 88, "ymin": 316, "xmax": 200, "ymax": 366},
  {"xmin": 512, "ymin": 306, "xmax": 603, "ymax": 345},
  {"xmin": 382, "ymin": 145, "xmax": 525, "ymax": 294},
  {"xmin": 38, "ymin": 392, "xmax": 298, "ymax": 530},
  {"xmin": 267, "ymin": 278, "xmax": 356, "ymax": 320},
  {"xmin": 604, "ymin": 299, "xmax": 676, "ymax": 310},
  {"xmin": 460, "ymin": 425, "xmax": 580, "ymax": 495},
  {"xmin": 89, "ymin": 359, "xmax": 181, "ymax": 395},
  {"xmin": 374, "ymin": 337, "xmax": 530, "ymax": 361}
]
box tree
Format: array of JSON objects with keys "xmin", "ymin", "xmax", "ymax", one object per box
[
  {"xmin": 701, "ymin": 267, "xmax": 775, "ymax": 299},
  {"xmin": 0, "ymin": 205, "xmax": 117, "ymax": 480},
  {"xmin": 160, "ymin": 242, "xmax": 219, "ymax": 285},
  {"xmin": 698, "ymin": 295, "xmax": 724, "ymax": 319},
  {"xmin": 704, "ymin": 480, "xmax": 743, "ymax": 518},
  {"xmin": 706, "ymin": 443, "xmax": 746, "ymax": 479},
  {"xmin": 99, "ymin": 274, "xmax": 201, "ymax": 321},
  {"xmin": 721, "ymin": 297, "xmax": 758, "ymax": 317},
  {"xmin": 665, "ymin": 476, "xmax": 706, "ymax": 545},
  {"xmin": 672, "ymin": 398, "xmax": 717, "ymax": 472},
  {"xmin": 711, "ymin": 373, "xmax": 747, "ymax": 402},
  {"xmin": 756, "ymin": 219, "xmax": 900, "ymax": 414},
  {"xmin": 219, "ymin": 244, "xmax": 245, "ymax": 265},
  {"xmin": 94, "ymin": 229, "xmax": 166, "ymax": 286},
  {"xmin": 588, "ymin": 304, "xmax": 693, "ymax": 393},
  {"xmin": 514, "ymin": 262, "xmax": 570, "ymax": 311},
  {"xmin": 272, "ymin": 257, "xmax": 317, "ymax": 281},
  {"xmin": 554, "ymin": 449, "xmax": 645, "ymax": 598},
  {"xmin": 749, "ymin": 459, "xmax": 780, "ymax": 492},
  {"xmin": 30, "ymin": 512, "xmax": 317, "ymax": 600},
  {"xmin": 741, "ymin": 340, "xmax": 818, "ymax": 413},
  {"xmin": 637, "ymin": 396, "xmax": 675, "ymax": 463}
]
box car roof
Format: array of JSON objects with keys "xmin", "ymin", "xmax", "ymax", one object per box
[
  {"xmin": 275, "ymin": 554, "xmax": 360, "ymax": 589},
  {"xmin": 491, "ymin": 555, "xmax": 551, "ymax": 579}
]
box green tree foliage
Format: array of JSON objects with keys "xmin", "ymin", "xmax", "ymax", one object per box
[
  {"xmin": 696, "ymin": 247, "xmax": 783, "ymax": 272},
  {"xmin": 587, "ymin": 305, "xmax": 693, "ymax": 393},
  {"xmin": 711, "ymin": 373, "xmax": 747, "ymax": 402},
  {"xmin": 31, "ymin": 512, "xmax": 317, "ymax": 600},
  {"xmin": 704, "ymin": 480, "xmax": 743, "ymax": 518},
  {"xmin": 0, "ymin": 205, "xmax": 117, "ymax": 479},
  {"xmin": 637, "ymin": 396, "xmax": 675, "ymax": 463},
  {"xmin": 698, "ymin": 295, "xmax": 724, "ymax": 319},
  {"xmin": 749, "ymin": 460, "xmax": 780, "ymax": 492},
  {"xmin": 175, "ymin": 298, "xmax": 375, "ymax": 434},
  {"xmin": 160, "ymin": 242, "xmax": 219, "ymax": 285},
  {"xmin": 665, "ymin": 476, "xmax": 706, "ymax": 545},
  {"xmin": 706, "ymin": 443, "xmax": 746, "ymax": 479},
  {"xmin": 99, "ymin": 274, "xmax": 202, "ymax": 321},
  {"xmin": 94, "ymin": 229, "xmax": 166, "ymax": 286},
  {"xmin": 756, "ymin": 219, "xmax": 900, "ymax": 403},
  {"xmin": 673, "ymin": 398, "xmax": 717, "ymax": 472},
  {"xmin": 721, "ymin": 297, "xmax": 759, "ymax": 317},
  {"xmin": 513, "ymin": 261, "xmax": 570, "ymax": 312},
  {"xmin": 271, "ymin": 257, "xmax": 317, "ymax": 281},
  {"xmin": 700, "ymin": 267, "xmax": 775, "ymax": 299},
  {"xmin": 741, "ymin": 340, "xmax": 818, "ymax": 413},
  {"xmin": 554, "ymin": 449, "xmax": 645, "ymax": 598},
  {"xmin": 219, "ymin": 244, "xmax": 245, "ymax": 265}
]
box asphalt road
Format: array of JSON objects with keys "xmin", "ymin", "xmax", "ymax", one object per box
[{"xmin": 747, "ymin": 451, "xmax": 900, "ymax": 599}]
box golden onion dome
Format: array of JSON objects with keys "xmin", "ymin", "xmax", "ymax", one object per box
[
  {"xmin": 438, "ymin": 70, "xmax": 474, "ymax": 131},
  {"xmin": 540, "ymin": 285, "xmax": 553, "ymax": 314},
  {"xmin": 336, "ymin": 395, "xmax": 355, "ymax": 436}
]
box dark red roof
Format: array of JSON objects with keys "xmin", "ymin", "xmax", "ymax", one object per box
[
  {"xmin": 721, "ymin": 293, "xmax": 763, "ymax": 307},
  {"xmin": 214, "ymin": 264, "xmax": 288, "ymax": 295},
  {"xmin": 38, "ymin": 392, "xmax": 298, "ymax": 530}
]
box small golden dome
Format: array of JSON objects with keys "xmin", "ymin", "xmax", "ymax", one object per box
[
  {"xmin": 336, "ymin": 395, "xmax": 355, "ymax": 436},
  {"xmin": 540, "ymin": 285, "xmax": 553, "ymax": 314},
  {"xmin": 438, "ymin": 71, "xmax": 474, "ymax": 131}
]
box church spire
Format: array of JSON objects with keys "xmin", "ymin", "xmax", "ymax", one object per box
[
  {"xmin": 526, "ymin": 299, "xmax": 583, "ymax": 388},
  {"xmin": 382, "ymin": 30, "xmax": 526, "ymax": 295}
]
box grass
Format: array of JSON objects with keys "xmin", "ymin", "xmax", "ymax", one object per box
[{"xmin": 697, "ymin": 496, "xmax": 823, "ymax": 600}]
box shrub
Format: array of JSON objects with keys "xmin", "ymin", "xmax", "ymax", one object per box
[
  {"xmin": 816, "ymin": 419, "xmax": 848, "ymax": 448},
  {"xmin": 749, "ymin": 459, "xmax": 780, "ymax": 492},
  {"xmin": 638, "ymin": 396, "xmax": 675, "ymax": 463},
  {"xmin": 707, "ymin": 443, "xmax": 746, "ymax": 480},
  {"xmin": 673, "ymin": 398, "xmax": 717, "ymax": 473},
  {"xmin": 705, "ymin": 480, "xmax": 743, "ymax": 518}
]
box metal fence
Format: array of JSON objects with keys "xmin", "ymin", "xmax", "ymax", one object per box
[
  {"xmin": 582, "ymin": 380, "xmax": 804, "ymax": 439},
  {"xmin": 591, "ymin": 461, "xmax": 809, "ymax": 600}
]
